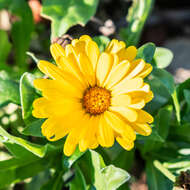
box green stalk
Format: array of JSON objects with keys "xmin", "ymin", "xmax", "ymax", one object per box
[
  {"xmin": 171, "ymin": 90, "xmax": 181, "ymax": 124},
  {"xmin": 120, "ymin": 0, "xmax": 155, "ymax": 46},
  {"xmin": 153, "ymin": 160, "xmax": 176, "ymax": 182}
]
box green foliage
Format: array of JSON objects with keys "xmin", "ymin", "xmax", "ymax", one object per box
[
  {"xmin": 0, "ymin": 72, "xmax": 20, "ymax": 106},
  {"xmin": 153, "ymin": 47, "xmax": 173, "ymax": 69},
  {"xmin": 0, "ymin": 30, "xmax": 12, "ymax": 71},
  {"xmin": 120, "ymin": 0, "xmax": 155, "ymax": 46},
  {"xmin": 20, "ymin": 73, "xmax": 38, "ymax": 122},
  {"xmin": 0, "ymin": 0, "xmax": 34, "ymax": 73},
  {"xmin": 22, "ymin": 119, "xmax": 44, "ymax": 137},
  {"xmin": 78, "ymin": 150, "xmax": 130, "ymax": 190},
  {"xmin": 146, "ymin": 160, "xmax": 173, "ymax": 190},
  {"xmin": 0, "ymin": 0, "xmax": 190, "ymax": 189},
  {"xmin": 41, "ymin": 0, "xmax": 99, "ymax": 39},
  {"xmin": 93, "ymin": 36, "xmax": 110, "ymax": 52},
  {"xmin": 136, "ymin": 42, "xmax": 156, "ymax": 63}
]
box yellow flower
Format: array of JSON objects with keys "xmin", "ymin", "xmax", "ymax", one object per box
[{"xmin": 32, "ymin": 35, "xmax": 154, "ymax": 156}]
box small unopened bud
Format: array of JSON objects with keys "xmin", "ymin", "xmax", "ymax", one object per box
[{"xmin": 52, "ymin": 34, "xmax": 73, "ymax": 48}]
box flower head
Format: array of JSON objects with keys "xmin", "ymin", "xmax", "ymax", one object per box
[{"xmin": 32, "ymin": 35, "xmax": 154, "ymax": 156}]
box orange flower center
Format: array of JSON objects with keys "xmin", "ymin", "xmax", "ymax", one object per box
[{"xmin": 83, "ymin": 86, "xmax": 111, "ymax": 115}]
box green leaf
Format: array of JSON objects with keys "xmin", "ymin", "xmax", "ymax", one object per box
[
  {"xmin": 145, "ymin": 78, "xmax": 170, "ymax": 114},
  {"xmin": 0, "ymin": 74, "xmax": 20, "ymax": 106},
  {"xmin": 152, "ymin": 68, "xmax": 175, "ymax": 95},
  {"xmin": 155, "ymin": 106, "xmax": 173, "ymax": 139},
  {"xmin": 153, "ymin": 47, "xmax": 173, "ymax": 69},
  {"xmin": 141, "ymin": 106, "xmax": 173, "ymax": 154},
  {"xmin": 26, "ymin": 170, "xmax": 51, "ymax": 190},
  {"xmin": 146, "ymin": 160, "xmax": 173, "ymax": 190},
  {"xmin": 120, "ymin": 0, "xmax": 155, "ymax": 46},
  {"xmin": 176, "ymin": 78, "xmax": 190, "ymax": 101},
  {"xmin": 112, "ymin": 148, "xmax": 134, "ymax": 171},
  {"xmin": 0, "ymin": 0, "xmax": 11, "ymax": 9},
  {"xmin": 79, "ymin": 150, "xmax": 130, "ymax": 190},
  {"xmin": 93, "ymin": 36, "xmax": 110, "ymax": 52},
  {"xmin": 10, "ymin": 0, "xmax": 34, "ymax": 72},
  {"xmin": 136, "ymin": 42, "xmax": 156, "ymax": 63},
  {"xmin": 41, "ymin": 0, "xmax": 99, "ymax": 39},
  {"xmin": 0, "ymin": 30, "xmax": 11, "ymax": 67},
  {"xmin": 0, "ymin": 156, "xmax": 54, "ymax": 188},
  {"xmin": 169, "ymin": 124, "xmax": 190, "ymax": 144},
  {"xmin": 184, "ymin": 89, "xmax": 190, "ymax": 113},
  {"xmin": 70, "ymin": 165, "xmax": 87, "ymax": 190},
  {"xmin": 20, "ymin": 72, "xmax": 38, "ymax": 122},
  {"xmin": 22, "ymin": 119, "xmax": 44, "ymax": 137},
  {"xmin": 40, "ymin": 171, "xmax": 64, "ymax": 190},
  {"xmin": 138, "ymin": 127, "xmax": 165, "ymax": 143},
  {"xmin": 0, "ymin": 125, "xmax": 47, "ymax": 157},
  {"xmin": 101, "ymin": 165, "xmax": 130, "ymax": 190},
  {"xmin": 151, "ymin": 68, "xmax": 180, "ymax": 122},
  {"xmin": 63, "ymin": 146, "xmax": 85, "ymax": 169}
]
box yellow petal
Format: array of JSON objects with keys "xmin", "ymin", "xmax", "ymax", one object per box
[
  {"xmin": 128, "ymin": 91, "xmax": 154, "ymax": 103},
  {"xmin": 125, "ymin": 59, "xmax": 145, "ymax": 80},
  {"xmin": 137, "ymin": 63, "xmax": 153, "ymax": 78},
  {"xmin": 137, "ymin": 110, "xmax": 154, "ymax": 123},
  {"xmin": 96, "ymin": 52, "xmax": 113, "ymax": 86},
  {"xmin": 111, "ymin": 77, "xmax": 143, "ymax": 95},
  {"xmin": 109, "ymin": 106, "xmax": 138, "ymax": 122},
  {"xmin": 86, "ymin": 40, "xmax": 100, "ymax": 71},
  {"xmin": 42, "ymin": 89, "xmax": 80, "ymax": 101},
  {"xmin": 58, "ymin": 54, "xmax": 88, "ymax": 87},
  {"xmin": 64, "ymin": 111, "xmax": 86, "ymax": 156},
  {"xmin": 64, "ymin": 132, "xmax": 78, "ymax": 156},
  {"xmin": 97, "ymin": 114, "xmax": 114, "ymax": 147},
  {"xmin": 38, "ymin": 60, "xmax": 86, "ymax": 91},
  {"xmin": 105, "ymin": 39, "xmax": 126, "ymax": 53},
  {"xmin": 50, "ymin": 43, "xmax": 65, "ymax": 62},
  {"xmin": 41, "ymin": 116, "xmax": 70, "ymax": 141},
  {"xmin": 128, "ymin": 99, "xmax": 145, "ymax": 109},
  {"xmin": 77, "ymin": 53, "xmax": 95, "ymax": 86},
  {"xmin": 117, "ymin": 46, "xmax": 137, "ymax": 62},
  {"xmin": 32, "ymin": 108, "xmax": 48, "ymax": 118},
  {"xmin": 131, "ymin": 123, "xmax": 152, "ymax": 136},
  {"xmin": 88, "ymin": 137, "xmax": 99, "ymax": 149},
  {"xmin": 33, "ymin": 97, "xmax": 82, "ymax": 118},
  {"xmin": 104, "ymin": 111, "xmax": 136, "ymax": 141},
  {"xmin": 79, "ymin": 35, "xmax": 92, "ymax": 42},
  {"xmin": 34, "ymin": 79, "xmax": 83, "ymax": 99},
  {"xmin": 104, "ymin": 60, "xmax": 130, "ymax": 89},
  {"xmin": 38, "ymin": 60, "xmax": 64, "ymax": 80},
  {"xmin": 81, "ymin": 115, "xmax": 100, "ymax": 150},
  {"xmin": 111, "ymin": 94, "xmax": 131, "ymax": 107},
  {"xmin": 72, "ymin": 40, "xmax": 86, "ymax": 55},
  {"xmin": 116, "ymin": 137, "xmax": 134, "ymax": 151}
]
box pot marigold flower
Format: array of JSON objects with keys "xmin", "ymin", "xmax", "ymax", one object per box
[{"xmin": 32, "ymin": 35, "xmax": 154, "ymax": 156}]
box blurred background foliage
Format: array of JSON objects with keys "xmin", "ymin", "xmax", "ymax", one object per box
[{"xmin": 0, "ymin": 0, "xmax": 190, "ymax": 190}]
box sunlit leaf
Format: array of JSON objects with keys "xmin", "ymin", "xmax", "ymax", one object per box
[
  {"xmin": 0, "ymin": 74, "xmax": 20, "ymax": 106},
  {"xmin": 20, "ymin": 72, "xmax": 39, "ymax": 122},
  {"xmin": 120, "ymin": 0, "xmax": 154, "ymax": 46},
  {"xmin": 153, "ymin": 47, "xmax": 173, "ymax": 69},
  {"xmin": 41, "ymin": 0, "xmax": 99, "ymax": 39}
]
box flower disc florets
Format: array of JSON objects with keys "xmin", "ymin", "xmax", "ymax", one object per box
[{"xmin": 83, "ymin": 87, "xmax": 111, "ymax": 115}]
